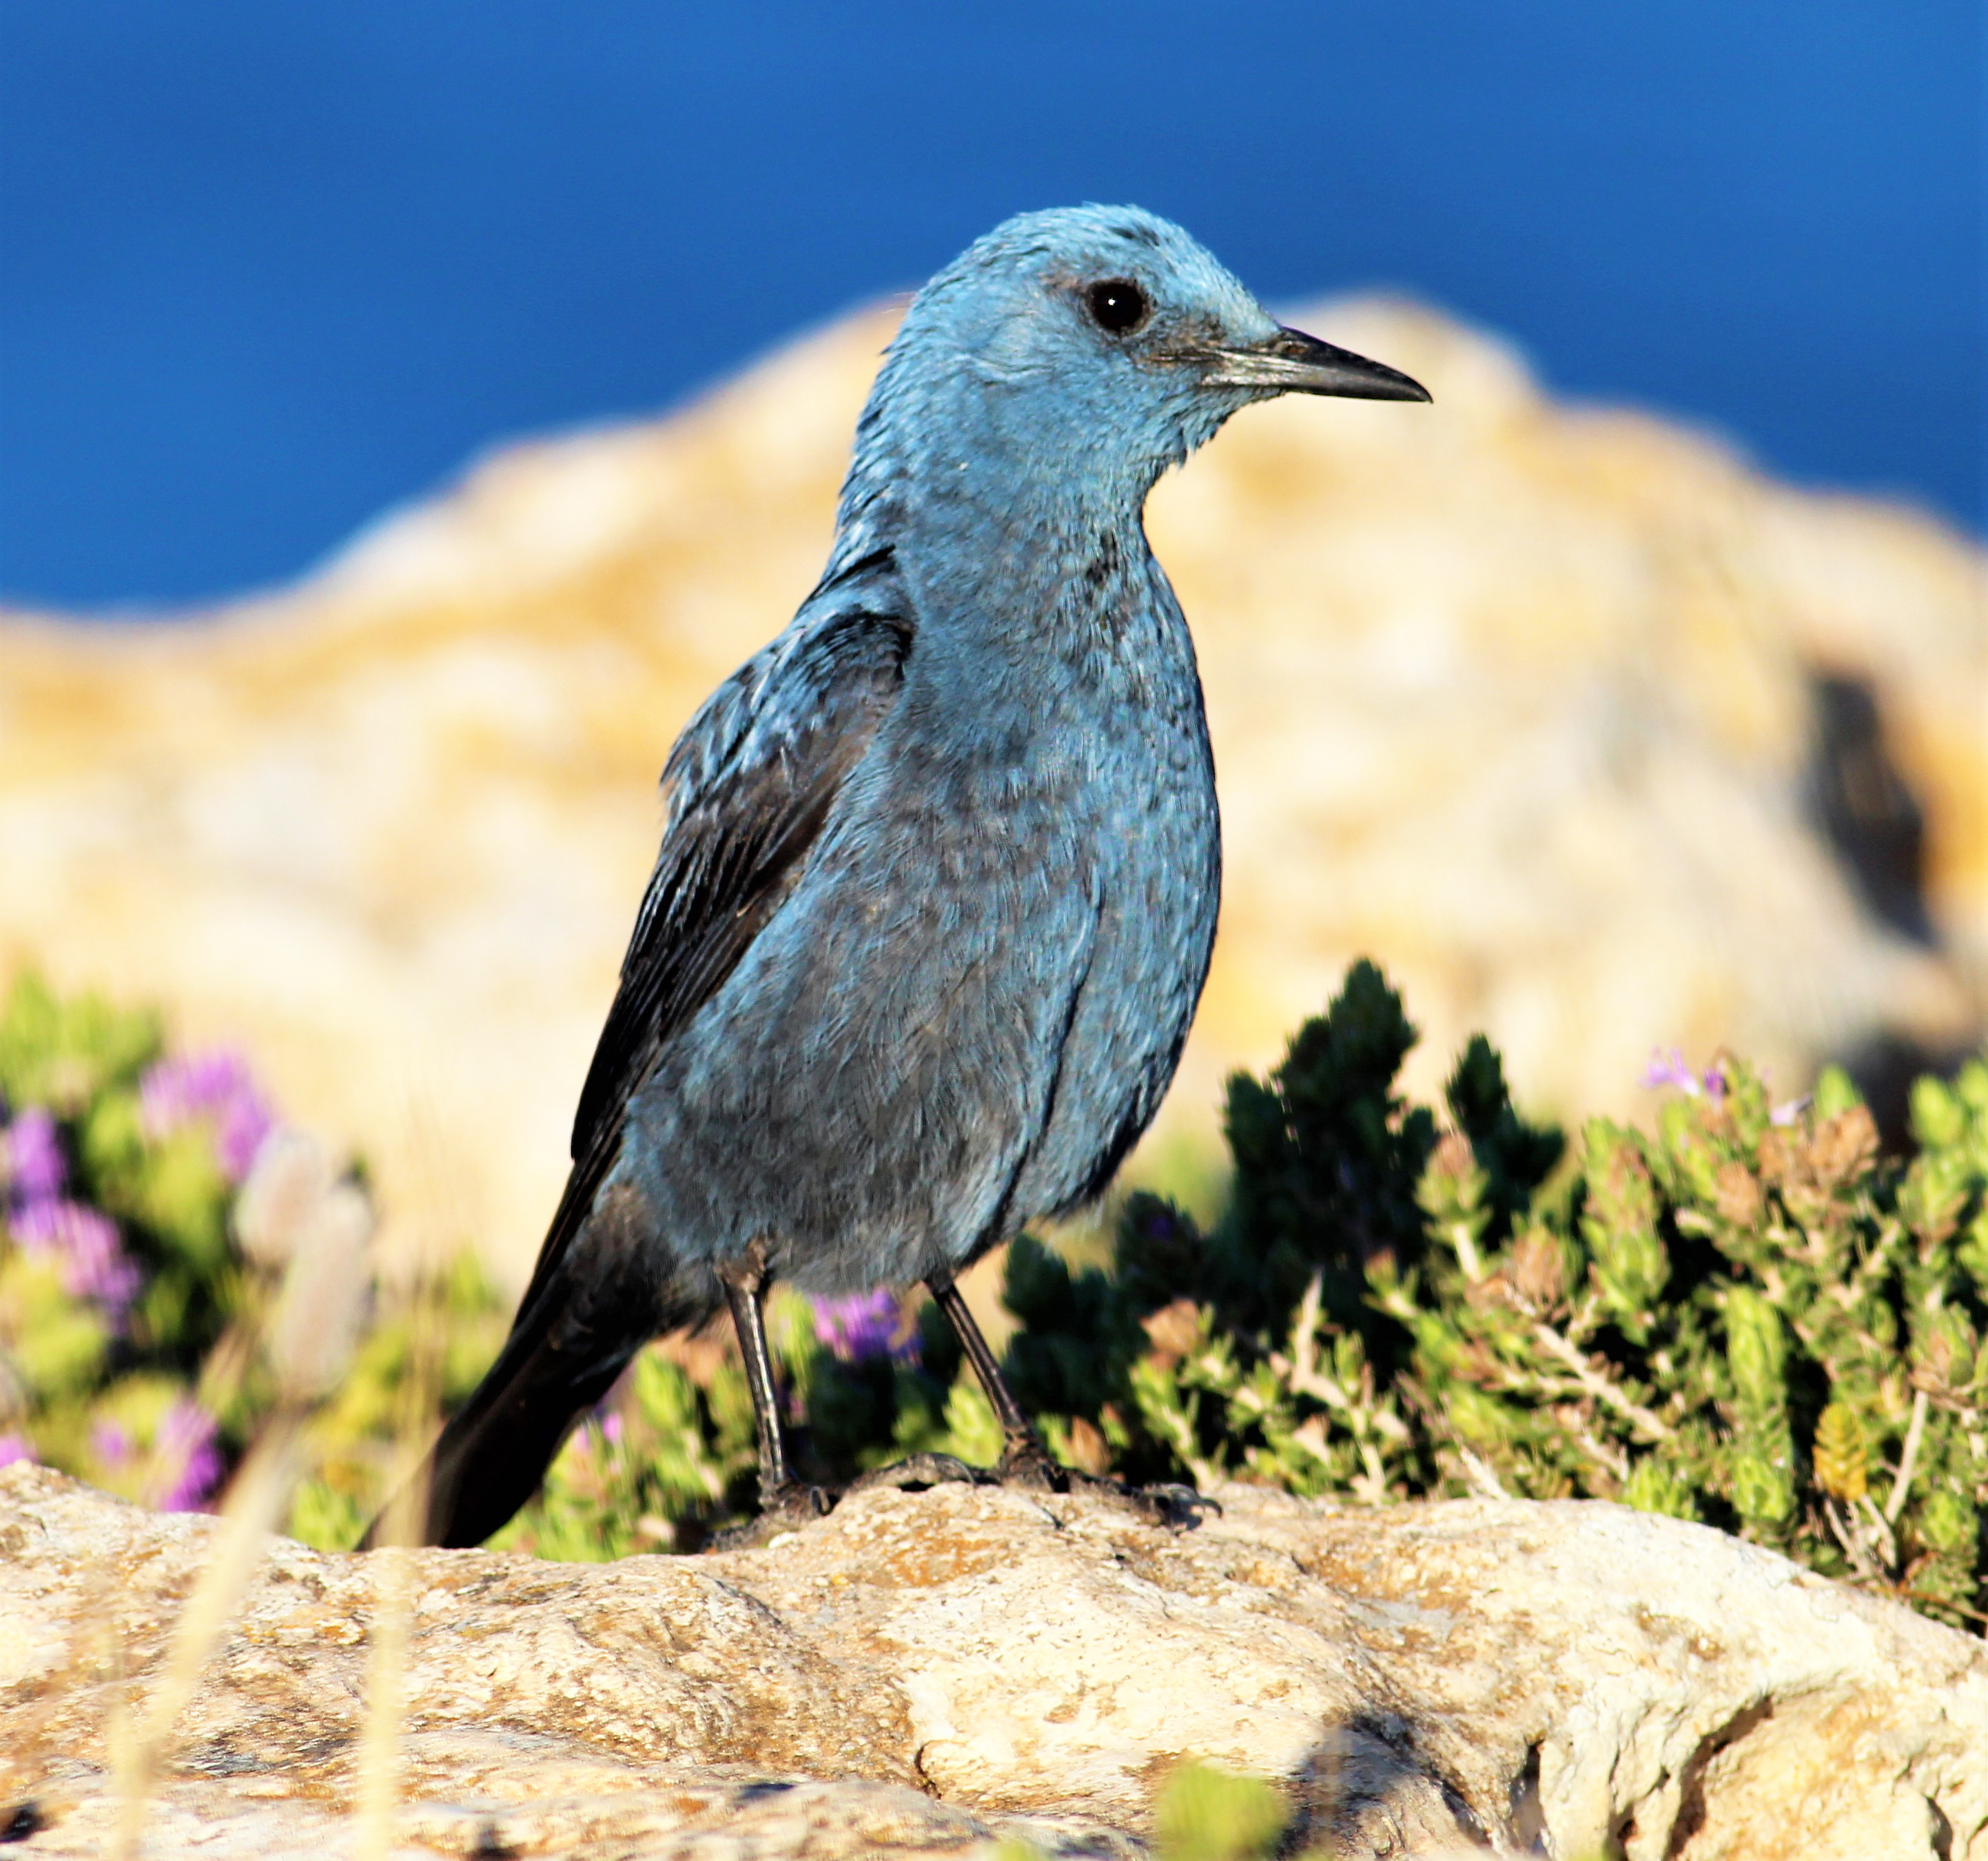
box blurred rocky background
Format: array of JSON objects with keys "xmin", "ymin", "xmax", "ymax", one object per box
[{"xmin": 1, "ymin": 298, "xmax": 1980, "ymax": 1288}]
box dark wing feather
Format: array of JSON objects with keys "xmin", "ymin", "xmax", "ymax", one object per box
[
  {"xmin": 574, "ymin": 600, "xmax": 911, "ymax": 1159},
  {"xmin": 393, "ymin": 571, "xmax": 914, "ymax": 1545},
  {"xmin": 509, "ymin": 578, "xmax": 912, "ymax": 1321}
]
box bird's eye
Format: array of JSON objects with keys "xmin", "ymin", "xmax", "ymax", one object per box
[{"xmin": 1085, "ymin": 278, "xmax": 1151, "ymax": 335}]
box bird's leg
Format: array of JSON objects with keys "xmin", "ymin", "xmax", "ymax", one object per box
[
  {"xmin": 718, "ymin": 1243, "xmax": 790, "ymax": 1502},
  {"xmin": 712, "ymin": 1251, "xmax": 970, "ymax": 1534},
  {"xmin": 714, "ymin": 1244, "xmax": 832, "ymax": 1540},
  {"xmin": 926, "ymin": 1272, "xmax": 1058, "ymax": 1489},
  {"xmin": 928, "ymin": 1270, "xmax": 1216, "ymax": 1528}
]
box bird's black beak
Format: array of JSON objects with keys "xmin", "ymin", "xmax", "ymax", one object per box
[{"xmin": 1202, "ymin": 325, "xmax": 1431, "ymax": 402}]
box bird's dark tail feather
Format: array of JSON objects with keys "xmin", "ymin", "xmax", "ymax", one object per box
[
  {"xmin": 365, "ymin": 1203, "xmax": 715, "ymax": 1550},
  {"xmin": 413, "ymin": 1305, "xmax": 632, "ymax": 1551}
]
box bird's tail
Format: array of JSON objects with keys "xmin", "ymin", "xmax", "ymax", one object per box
[{"xmin": 367, "ymin": 1183, "xmax": 717, "ymax": 1550}]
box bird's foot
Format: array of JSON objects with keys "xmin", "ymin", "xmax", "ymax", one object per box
[
  {"xmin": 990, "ymin": 1431, "xmax": 1065, "ymax": 1492},
  {"xmin": 1100, "ymin": 1477, "xmax": 1218, "ymax": 1529},
  {"xmin": 706, "ymin": 1480, "xmax": 837, "ymax": 1552},
  {"xmin": 845, "ymin": 1452, "xmax": 983, "ymax": 1494},
  {"xmin": 706, "ymin": 1456, "xmax": 983, "ymax": 1551},
  {"xmin": 990, "ymin": 1432, "xmax": 1216, "ymax": 1528}
]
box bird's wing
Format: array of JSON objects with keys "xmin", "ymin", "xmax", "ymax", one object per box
[
  {"xmin": 573, "ymin": 557, "xmax": 914, "ymax": 1172},
  {"xmin": 503, "ymin": 555, "xmax": 913, "ymax": 1328},
  {"xmin": 512, "ymin": 560, "xmax": 914, "ymax": 1312},
  {"xmin": 409, "ymin": 556, "xmax": 913, "ymax": 1542}
]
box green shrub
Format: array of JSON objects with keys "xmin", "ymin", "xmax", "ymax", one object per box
[
  {"xmin": 7, "ymin": 964, "xmax": 1982, "ymax": 1635},
  {"xmin": 1007, "ymin": 962, "xmax": 1987, "ymax": 1631},
  {"xmin": 500, "ymin": 959, "xmax": 1983, "ymax": 1632}
]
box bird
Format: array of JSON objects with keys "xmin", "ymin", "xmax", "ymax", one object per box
[{"xmin": 399, "ymin": 205, "xmax": 1428, "ymax": 1549}]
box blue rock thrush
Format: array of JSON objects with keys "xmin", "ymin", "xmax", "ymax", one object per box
[{"xmin": 408, "ymin": 205, "xmax": 1428, "ymax": 1547}]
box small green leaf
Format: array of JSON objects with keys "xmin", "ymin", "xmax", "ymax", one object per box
[
  {"xmin": 941, "ymin": 1376, "xmax": 1003, "ymax": 1467},
  {"xmin": 1730, "ymin": 1452, "xmax": 1796, "ymax": 1527},
  {"xmin": 1812, "ymin": 1065, "xmax": 1864, "ymax": 1122},
  {"xmin": 1154, "ymin": 1760, "xmax": 1288, "ymax": 1861},
  {"xmin": 1811, "ymin": 1403, "xmax": 1867, "ymax": 1503},
  {"xmin": 1623, "ymin": 1456, "xmax": 1700, "ymax": 1521}
]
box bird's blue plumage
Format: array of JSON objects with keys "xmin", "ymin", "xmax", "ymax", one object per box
[{"xmin": 409, "ymin": 205, "xmax": 1429, "ymax": 1545}]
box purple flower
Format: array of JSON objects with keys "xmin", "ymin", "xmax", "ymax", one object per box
[
  {"xmin": 3, "ymin": 1106, "xmax": 66, "ymax": 1203},
  {"xmin": 92, "ymin": 1418, "xmax": 134, "ymax": 1468},
  {"xmin": 1640, "ymin": 1048, "xmax": 1702, "ymax": 1096},
  {"xmin": 0, "ymin": 1434, "xmax": 35, "ymax": 1471},
  {"xmin": 1643, "ymin": 1048, "xmax": 1741, "ymax": 1104},
  {"xmin": 153, "ymin": 1401, "xmax": 223, "ymax": 1512},
  {"xmin": 812, "ymin": 1288, "xmax": 917, "ymax": 1365},
  {"xmin": 139, "ymin": 1050, "xmax": 276, "ymax": 1181},
  {"xmin": 600, "ymin": 1411, "xmax": 624, "ymax": 1447},
  {"xmin": 10, "ymin": 1199, "xmax": 141, "ymax": 1322}
]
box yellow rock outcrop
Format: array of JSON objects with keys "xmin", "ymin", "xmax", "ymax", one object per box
[{"xmin": 5, "ymin": 1466, "xmax": 1984, "ymax": 1856}]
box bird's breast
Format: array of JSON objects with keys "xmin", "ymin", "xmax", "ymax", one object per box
[{"xmin": 868, "ymin": 581, "xmax": 1221, "ymax": 1044}]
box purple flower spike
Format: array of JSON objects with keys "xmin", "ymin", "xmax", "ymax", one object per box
[
  {"xmin": 1639, "ymin": 1048, "xmax": 1701, "ymax": 1096},
  {"xmin": 4, "ymin": 1106, "xmax": 66, "ymax": 1203},
  {"xmin": 812, "ymin": 1288, "xmax": 916, "ymax": 1365},
  {"xmin": 92, "ymin": 1418, "xmax": 134, "ymax": 1468},
  {"xmin": 10, "ymin": 1199, "xmax": 141, "ymax": 1323},
  {"xmin": 139, "ymin": 1050, "xmax": 276, "ymax": 1182},
  {"xmin": 0, "ymin": 1434, "xmax": 35, "ymax": 1471},
  {"xmin": 1703, "ymin": 1065, "xmax": 1728, "ymax": 1102},
  {"xmin": 154, "ymin": 1401, "xmax": 223, "ymax": 1512},
  {"xmin": 214, "ymin": 1092, "xmax": 276, "ymax": 1182}
]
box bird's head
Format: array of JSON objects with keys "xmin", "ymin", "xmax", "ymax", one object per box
[{"xmin": 860, "ymin": 204, "xmax": 1428, "ymax": 520}]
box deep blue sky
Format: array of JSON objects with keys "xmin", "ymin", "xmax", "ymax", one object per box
[{"xmin": 1, "ymin": 2, "xmax": 1980, "ymax": 609}]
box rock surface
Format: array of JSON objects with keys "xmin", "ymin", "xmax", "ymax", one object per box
[
  {"xmin": 1, "ymin": 1463, "xmax": 1981, "ymax": 1858},
  {"xmin": 1, "ymin": 300, "xmax": 1982, "ymax": 1284}
]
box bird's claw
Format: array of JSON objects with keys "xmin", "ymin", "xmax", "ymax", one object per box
[
  {"xmin": 705, "ymin": 1445, "xmax": 1217, "ymax": 1552},
  {"xmin": 846, "ymin": 1452, "xmax": 982, "ymax": 1494},
  {"xmin": 990, "ymin": 1433, "xmax": 1216, "ymax": 1528},
  {"xmin": 706, "ymin": 1480, "xmax": 837, "ymax": 1551},
  {"xmin": 1111, "ymin": 1479, "xmax": 1218, "ymax": 1528},
  {"xmin": 990, "ymin": 1432, "xmax": 1065, "ymax": 1492},
  {"xmin": 706, "ymin": 1455, "xmax": 983, "ymax": 1552}
]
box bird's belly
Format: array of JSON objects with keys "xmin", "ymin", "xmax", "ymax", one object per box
[
  {"xmin": 622, "ymin": 703, "xmax": 1218, "ymax": 1288},
  {"xmin": 1004, "ymin": 754, "xmax": 1220, "ymax": 1223}
]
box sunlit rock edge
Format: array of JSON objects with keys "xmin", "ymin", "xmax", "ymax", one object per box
[{"xmin": 1, "ymin": 1465, "xmax": 1982, "ymax": 1858}]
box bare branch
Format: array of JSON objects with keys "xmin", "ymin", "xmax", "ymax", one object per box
[
  {"xmin": 1885, "ymin": 1387, "xmax": 1929, "ymax": 1526},
  {"xmin": 1528, "ymin": 1321, "xmax": 1674, "ymax": 1443}
]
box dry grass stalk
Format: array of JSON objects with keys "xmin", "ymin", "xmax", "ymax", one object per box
[
  {"xmin": 110, "ymin": 1419, "xmax": 307, "ymax": 1859},
  {"xmin": 111, "ymin": 1138, "xmax": 371, "ymax": 1859},
  {"xmin": 353, "ymin": 1088, "xmax": 453, "ymax": 1860},
  {"xmin": 352, "ymin": 1265, "xmax": 444, "ymax": 1860}
]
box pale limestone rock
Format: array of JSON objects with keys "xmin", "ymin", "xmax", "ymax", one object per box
[
  {"xmin": 1, "ymin": 1464, "xmax": 1980, "ymax": 1858},
  {"xmin": 0, "ymin": 302, "xmax": 1981, "ymax": 1285}
]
